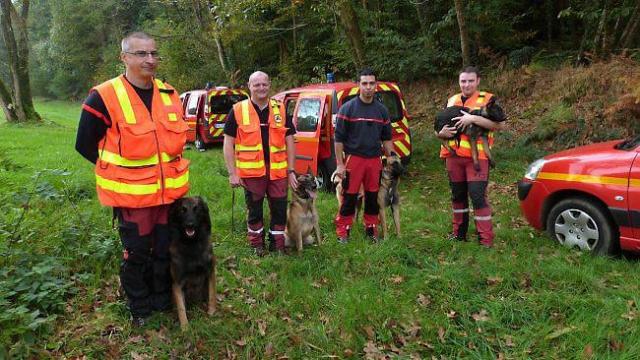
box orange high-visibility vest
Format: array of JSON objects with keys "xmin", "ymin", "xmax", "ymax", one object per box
[
  {"xmin": 233, "ymin": 99, "xmax": 288, "ymax": 180},
  {"xmin": 439, "ymin": 91, "xmax": 495, "ymax": 159},
  {"xmin": 93, "ymin": 75, "xmax": 190, "ymax": 208}
]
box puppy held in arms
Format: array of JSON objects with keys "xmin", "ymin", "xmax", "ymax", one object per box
[
  {"xmin": 378, "ymin": 154, "xmax": 404, "ymax": 240},
  {"xmin": 435, "ymin": 99, "xmax": 505, "ymax": 171},
  {"xmin": 285, "ymin": 173, "xmax": 322, "ymax": 254},
  {"xmin": 168, "ymin": 196, "xmax": 216, "ymax": 330}
]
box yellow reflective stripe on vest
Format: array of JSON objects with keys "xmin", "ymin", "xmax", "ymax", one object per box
[
  {"xmin": 236, "ymin": 144, "xmax": 262, "ymax": 152},
  {"xmin": 271, "ymin": 100, "xmax": 282, "ymax": 124},
  {"xmin": 270, "ymin": 161, "xmax": 288, "ymax": 170},
  {"xmin": 165, "ymin": 171, "xmax": 189, "ymax": 189},
  {"xmin": 270, "ymin": 145, "xmax": 286, "ymax": 153},
  {"xmin": 111, "ymin": 78, "xmax": 137, "ymax": 124},
  {"xmin": 96, "ymin": 174, "xmax": 159, "ymax": 195},
  {"xmin": 154, "ymin": 79, "xmax": 173, "ymax": 106},
  {"xmin": 458, "ymin": 139, "xmax": 488, "ymax": 150},
  {"xmin": 241, "ymin": 101, "xmax": 250, "ymax": 126},
  {"xmin": 236, "ymin": 159, "xmax": 265, "ymax": 169},
  {"xmin": 99, "ymin": 150, "xmax": 176, "ymax": 167}
]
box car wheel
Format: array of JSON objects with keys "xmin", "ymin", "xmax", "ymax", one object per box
[
  {"xmin": 546, "ymin": 197, "xmax": 617, "ymax": 255},
  {"xmin": 317, "ymin": 162, "xmax": 334, "ymax": 192},
  {"xmin": 194, "ymin": 129, "xmax": 206, "ymax": 152}
]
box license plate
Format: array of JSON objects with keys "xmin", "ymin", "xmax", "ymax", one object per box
[{"xmin": 214, "ymin": 123, "xmax": 225, "ymax": 129}]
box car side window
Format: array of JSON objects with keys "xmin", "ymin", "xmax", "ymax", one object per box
[
  {"xmin": 295, "ymin": 98, "xmax": 320, "ymax": 132},
  {"xmin": 187, "ymin": 94, "xmax": 200, "ymax": 116},
  {"xmin": 285, "ymin": 98, "xmax": 297, "ymax": 125}
]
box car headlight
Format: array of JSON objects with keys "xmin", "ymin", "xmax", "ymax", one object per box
[{"xmin": 524, "ymin": 159, "xmax": 547, "ymax": 180}]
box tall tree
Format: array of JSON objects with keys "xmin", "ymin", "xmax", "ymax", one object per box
[
  {"xmin": 336, "ymin": 0, "xmax": 366, "ymax": 69},
  {"xmin": 453, "ymin": 0, "xmax": 471, "ymax": 66},
  {"xmin": 0, "ymin": 0, "xmax": 41, "ymax": 123}
]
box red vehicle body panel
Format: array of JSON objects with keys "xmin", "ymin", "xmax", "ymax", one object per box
[
  {"xmin": 519, "ymin": 139, "xmax": 640, "ymax": 252},
  {"xmin": 273, "ymin": 81, "xmax": 412, "ymax": 176}
]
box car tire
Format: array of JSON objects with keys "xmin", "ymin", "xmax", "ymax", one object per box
[
  {"xmin": 546, "ymin": 197, "xmax": 617, "ymax": 256},
  {"xmin": 194, "ymin": 128, "xmax": 206, "ymax": 152},
  {"xmin": 317, "ymin": 162, "xmax": 334, "ymax": 193}
]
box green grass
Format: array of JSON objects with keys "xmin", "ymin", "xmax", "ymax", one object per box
[{"xmin": 2, "ymin": 100, "xmax": 640, "ymax": 359}]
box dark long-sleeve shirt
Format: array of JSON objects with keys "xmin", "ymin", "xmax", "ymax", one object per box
[{"xmin": 334, "ymin": 96, "xmax": 392, "ymax": 158}]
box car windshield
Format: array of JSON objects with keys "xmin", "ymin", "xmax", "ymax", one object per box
[
  {"xmin": 614, "ymin": 135, "xmax": 640, "ymax": 150},
  {"xmin": 343, "ymin": 91, "xmax": 403, "ymax": 122},
  {"xmin": 209, "ymin": 94, "xmax": 247, "ymax": 114}
]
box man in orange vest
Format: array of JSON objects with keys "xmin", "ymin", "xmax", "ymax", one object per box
[
  {"xmin": 223, "ymin": 71, "xmax": 298, "ymax": 256},
  {"xmin": 437, "ymin": 66, "xmax": 506, "ymax": 247},
  {"xmin": 75, "ymin": 32, "xmax": 189, "ymax": 326}
]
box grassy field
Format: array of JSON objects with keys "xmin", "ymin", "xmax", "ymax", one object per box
[{"xmin": 1, "ymin": 99, "xmax": 640, "ymax": 359}]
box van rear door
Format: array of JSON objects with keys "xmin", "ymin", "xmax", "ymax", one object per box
[{"xmin": 292, "ymin": 93, "xmax": 326, "ymax": 175}]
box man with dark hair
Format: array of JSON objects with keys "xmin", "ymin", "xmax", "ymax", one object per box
[
  {"xmin": 76, "ymin": 32, "xmax": 190, "ymax": 326},
  {"xmin": 436, "ymin": 66, "xmax": 506, "ymax": 248},
  {"xmin": 334, "ymin": 68, "xmax": 395, "ymax": 243},
  {"xmin": 222, "ymin": 71, "xmax": 298, "ymax": 257}
]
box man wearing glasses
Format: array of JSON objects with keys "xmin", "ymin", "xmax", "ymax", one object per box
[{"xmin": 75, "ymin": 32, "xmax": 190, "ymax": 327}]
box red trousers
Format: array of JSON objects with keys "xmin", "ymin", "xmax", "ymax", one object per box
[
  {"xmin": 243, "ymin": 175, "xmax": 288, "ymax": 250},
  {"xmin": 445, "ymin": 156, "xmax": 494, "ymax": 246},
  {"xmin": 335, "ymin": 155, "xmax": 382, "ymax": 237}
]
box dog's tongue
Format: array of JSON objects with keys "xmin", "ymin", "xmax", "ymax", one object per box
[
  {"xmin": 307, "ymin": 189, "xmax": 317, "ymax": 199},
  {"xmin": 185, "ymin": 228, "xmax": 195, "ymax": 237}
]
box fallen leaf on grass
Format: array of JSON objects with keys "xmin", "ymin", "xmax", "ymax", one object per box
[
  {"xmin": 235, "ymin": 339, "xmax": 247, "ymax": 347},
  {"xmin": 583, "ymin": 344, "xmax": 594, "ymax": 358},
  {"xmin": 505, "ymin": 335, "xmax": 515, "ymax": 347},
  {"xmin": 438, "ymin": 327, "xmax": 446, "ymax": 343},
  {"xmin": 446, "ymin": 310, "xmax": 457, "ymax": 319},
  {"xmin": 344, "ymin": 349, "xmax": 354, "ymax": 357},
  {"xmin": 363, "ymin": 326, "xmax": 376, "ymax": 340},
  {"xmin": 609, "ymin": 338, "xmax": 624, "ymax": 351},
  {"xmin": 257, "ymin": 320, "xmax": 267, "ymax": 336},
  {"xmin": 486, "ymin": 276, "xmax": 503, "ymax": 286},
  {"xmin": 363, "ymin": 341, "xmax": 384, "ymax": 359},
  {"xmin": 416, "ymin": 294, "xmax": 431, "ymax": 307},
  {"xmin": 471, "ymin": 309, "xmax": 490, "ymax": 322},
  {"xmin": 545, "ymin": 326, "xmax": 575, "ymax": 340},
  {"xmin": 404, "ymin": 322, "xmax": 421, "ymax": 338},
  {"xmin": 390, "ymin": 275, "xmax": 404, "ymax": 284},
  {"xmin": 265, "ymin": 342, "xmax": 274, "ymax": 357},
  {"xmin": 621, "ymin": 311, "xmax": 637, "ymax": 320}
]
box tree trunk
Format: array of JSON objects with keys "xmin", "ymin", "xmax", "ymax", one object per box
[
  {"xmin": 453, "ymin": 0, "xmax": 471, "ymax": 66},
  {"xmin": 336, "ymin": 0, "xmax": 366, "ymax": 69},
  {"xmin": 545, "ymin": 0, "xmax": 555, "ymax": 45},
  {"xmin": 592, "ymin": 2, "xmax": 608, "ymax": 58},
  {"xmin": 0, "ymin": 78, "xmax": 18, "ymax": 122},
  {"xmin": 0, "ymin": 0, "xmax": 40, "ymax": 123},
  {"xmin": 620, "ymin": 0, "xmax": 640, "ymax": 53}
]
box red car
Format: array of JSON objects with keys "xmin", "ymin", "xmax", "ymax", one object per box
[
  {"xmin": 273, "ymin": 81, "xmax": 413, "ymax": 191},
  {"xmin": 518, "ymin": 136, "xmax": 640, "ymax": 255},
  {"xmin": 179, "ymin": 87, "xmax": 249, "ymax": 150}
]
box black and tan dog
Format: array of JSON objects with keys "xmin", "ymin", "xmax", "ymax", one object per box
[
  {"xmin": 285, "ymin": 173, "xmax": 322, "ymax": 254},
  {"xmin": 168, "ymin": 196, "xmax": 216, "ymax": 330},
  {"xmin": 435, "ymin": 102, "xmax": 504, "ymax": 171},
  {"xmin": 378, "ymin": 155, "xmax": 404, "ymax": 240}
]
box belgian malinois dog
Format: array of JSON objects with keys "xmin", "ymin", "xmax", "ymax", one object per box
[
  {"xmin": 378, "ymin": 155, "xmax": 404, "ymax": 240},
  {"xmin": 168, "ymin": 196, "xmax": 216, "ymax": 330},
  {"xmin": 285, "ymin": 173, "xmax": 322, "ymax": 254}
]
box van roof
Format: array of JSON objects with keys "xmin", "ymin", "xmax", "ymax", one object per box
[{"xmin": 274, "ymin": 81, "xmax": 400, "ymax": 98}]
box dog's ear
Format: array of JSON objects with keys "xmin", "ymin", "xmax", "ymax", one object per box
[
  {"xmin": 169, "ymin": 197, "xmax": 184, "ymax": 224},
  {"xmin": 194, "ymin": 196, "xmax": 212, "ymax": 231}
]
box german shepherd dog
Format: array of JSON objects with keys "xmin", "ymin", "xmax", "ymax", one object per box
[
  {"xmin": 378, "ymin": 155, "xmax": 404, "ymax": 240},
  {"xmin": 435, "ymin": 102, "xmax": 504, "ymax": 171},
  {"xmin": 168, "ymin": 196, "xmax": 216, "ymax": 330},
  {"xmin": 285, "ymin": 173, "xmax": 322, "ymax": 254}
]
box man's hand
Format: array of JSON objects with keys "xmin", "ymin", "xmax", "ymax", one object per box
[
  {"xmin": 452, "ymin": 110, "xmax": 476, "ymax": 131},
  {"xmin": 288, "ymin": 171, "xmax": 299, "ymax": 190},
  {"xmin": 228, "ymin": 173, "xmax": 244, "ymax": 188},
  {"xmin": 335, "ymin": 164, "xmax": 346, "ymax": 179},
  {"xmin": 438, "ymin": 125, "xmax": 457, "ymax": 139}
]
